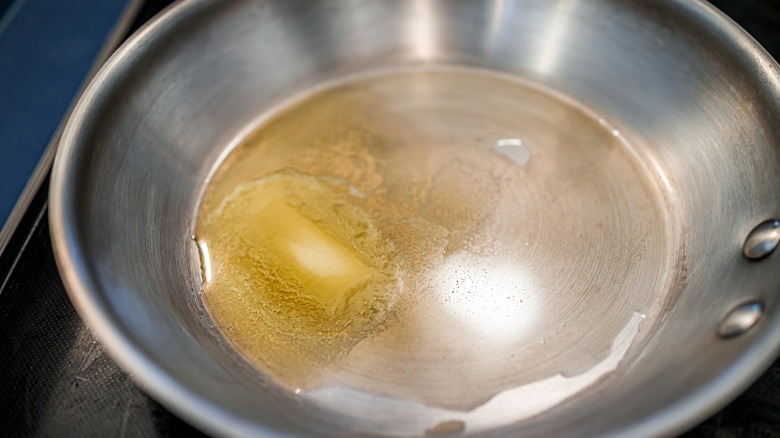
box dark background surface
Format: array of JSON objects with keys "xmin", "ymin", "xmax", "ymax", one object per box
[
  {"xmin": 0, "ymin": 0, "xmax": 779, "ymax": 437},
  {"xmin": 0, "ymin": 0, "xmax": 132, "ymax": 246}
]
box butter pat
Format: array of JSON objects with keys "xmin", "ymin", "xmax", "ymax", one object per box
[
  {"xmin": 256, "ymin": 196, "xmax": 373, "ymax": 312},
  {"xmin": 201, "ymin": 169, "xmax": 394, "ymax": 319}
]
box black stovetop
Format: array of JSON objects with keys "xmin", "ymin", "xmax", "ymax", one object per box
[{"xmin": 0, "ymin": 1, "xmax": 778, "ymax": 437}]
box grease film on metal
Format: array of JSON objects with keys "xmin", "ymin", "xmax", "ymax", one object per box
[{"xmin": 192, "ymin": 66, "xmax": 678, "ymax": 436}]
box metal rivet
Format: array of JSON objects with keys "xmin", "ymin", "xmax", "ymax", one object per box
[
  {"xmin": 743, "ymin": 220, "xmax": 780, "ymax": 260},
  {"xmin": 718, "ymin": 302, "xmax": 763, "ymax": 338}
]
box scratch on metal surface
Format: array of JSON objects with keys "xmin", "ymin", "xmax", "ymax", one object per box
[{"xmin": 120, "ymin": 398, "xmax": 132, "ymax": 438}]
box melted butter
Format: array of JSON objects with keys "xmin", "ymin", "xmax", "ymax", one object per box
[
  {"xmin": 193, "ymin": 67, "xmax": 666, "ymax": 413},
  {"xmin": 198, "ymin": 169, "xmax": 401, "ymax": 387}
]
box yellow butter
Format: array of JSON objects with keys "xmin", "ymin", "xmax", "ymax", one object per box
[
  {"xmin": 197, "ymin": 168, "xmax": 400, "ymax": 385},
  {"xmin": 250, "ymin": 194, "xmax": 373, "ymax": 313}
]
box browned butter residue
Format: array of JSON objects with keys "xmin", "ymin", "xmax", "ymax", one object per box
[{"xmin": 197, "ymin": 169, "xmax": 407, "ymax": 387}]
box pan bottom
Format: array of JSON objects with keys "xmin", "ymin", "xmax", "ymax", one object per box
[{"xmin": 194, "ymin": 66, "xmax": 679, "ymax": 435}]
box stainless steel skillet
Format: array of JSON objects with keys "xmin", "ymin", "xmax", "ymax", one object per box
[{"xmin": 50, "ymin": 0, "xmax": 780, "ymax": 436}]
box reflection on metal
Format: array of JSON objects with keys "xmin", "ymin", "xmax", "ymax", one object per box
[
  {"xmin": 486, "ymin": 0, "xmax": 508, "ymax": 51},
  {"xmin": 743, "ymin": 220, "xmax": 780, "ymax": 260},
  {"xmin": 197, "ymin": 240, "xmax": 212, "ymax": 284},
  {"xmin": 534, "ymin": 0, "xmax": 577, "ymax": 75},
  {"xmin": 307, "ymin": 312, "xmax": 646, "ymax": 436},
  {"xmin": 433, "ymin": 251, "xmax": 539, "ymax": 343},
  {"xmin": 411, "ymin": 0, "xmax": 436, "ymax": 60},
  {"xmin": 494, "ymin": 138, "xmax": 531, "ymax": 167},
  {"xmin": 719, "ymin": 302, "xmax": 763, "ymax": 338}
]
